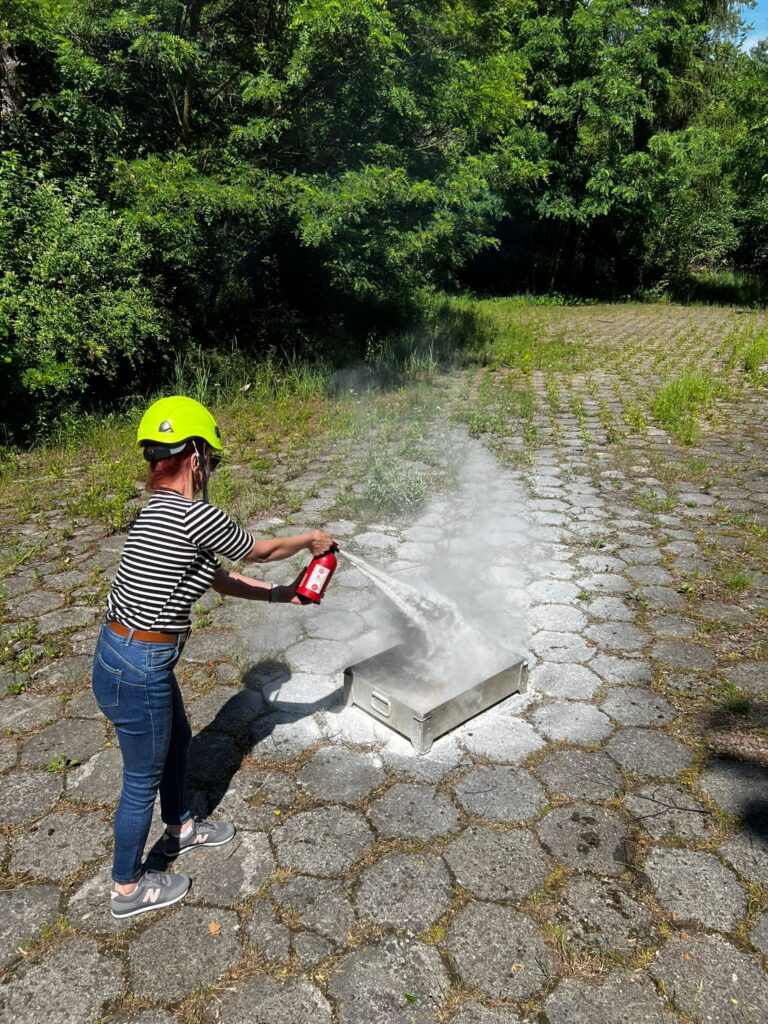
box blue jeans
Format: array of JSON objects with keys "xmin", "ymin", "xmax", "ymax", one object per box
[{"xmin": 92, "ymin": 622, "xmax": 192, "ymax": 883}]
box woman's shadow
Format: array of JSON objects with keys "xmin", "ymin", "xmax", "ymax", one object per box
[{"xmin": 144, "ymin": 657, "xmax": 344, "ymax": 870}]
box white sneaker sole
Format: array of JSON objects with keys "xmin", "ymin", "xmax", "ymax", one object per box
[{"xmin": 110, "ymin": 883, "xmax": 190, "ymax": 919}]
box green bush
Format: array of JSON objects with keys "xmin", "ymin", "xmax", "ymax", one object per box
[{"xmin": 0, "ymin": 159, "xmax": 169, "ymax": 439}]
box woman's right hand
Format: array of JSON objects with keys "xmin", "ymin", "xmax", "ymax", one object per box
[{"xmin": 307, "ymin": 529, "xmax": 334, "ymax": 556}]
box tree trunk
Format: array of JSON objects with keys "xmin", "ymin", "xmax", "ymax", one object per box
[
  {"xmin": 181, "ymin": 0, "xmax": 205, "ymax": 144},
  {"xmin": 0, "ymin": 38, "xmax": 24, "ymax": 121}
]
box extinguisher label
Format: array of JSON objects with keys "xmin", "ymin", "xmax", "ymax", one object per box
[{"xmin": 306, "ymin": 564, "xmax": 330, "ymax": 593}]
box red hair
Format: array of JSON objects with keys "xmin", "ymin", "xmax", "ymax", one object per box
[{"xmin": 145, "ymin": 441, "xmax": 195, "ymax": 493}]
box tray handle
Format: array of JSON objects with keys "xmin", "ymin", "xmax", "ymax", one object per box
[{"xmin": 370, "ymin": 689, "xmax": 391, "ymax": 718}]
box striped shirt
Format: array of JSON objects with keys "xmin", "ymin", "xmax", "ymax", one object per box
[{"xmin": 107, "ymin": 489, "xmax": 253, "ymax": 632}]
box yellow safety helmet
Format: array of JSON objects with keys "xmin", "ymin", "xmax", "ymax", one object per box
[{"xmin": 137, "ymin": 396, "xmax": 222, "ymax": 463}]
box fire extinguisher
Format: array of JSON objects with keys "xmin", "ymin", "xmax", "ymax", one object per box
[{"xmin": 296, "ymin": 542, "xmax": 339, "ymax": 604}]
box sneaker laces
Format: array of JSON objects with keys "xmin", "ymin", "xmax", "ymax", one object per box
[{"xmin": 141, "ymin": 869, "xmax": 171, "ymax": 887}]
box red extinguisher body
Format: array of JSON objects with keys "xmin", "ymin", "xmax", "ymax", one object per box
[{"xmin": 296, "ymin": 544, "xmax": 339, "ymax": 603}]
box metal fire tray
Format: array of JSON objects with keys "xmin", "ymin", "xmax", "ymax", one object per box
[{"xmin": 343, "ymin": 645, "xmax": 529, "ymax": 754}]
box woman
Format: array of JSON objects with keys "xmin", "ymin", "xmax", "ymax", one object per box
[{"xmin": 92, "ymin": 395, "xmax": 333, "ymax": 919}]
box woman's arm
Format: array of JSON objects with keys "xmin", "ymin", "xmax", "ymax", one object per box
[
  {"xmin": 211, "ymin": 567, "xmax": 304, "ymax": 604},
  {"xmin": 245, "ymin": 529, "xmax": 333, "ymax": 563}
]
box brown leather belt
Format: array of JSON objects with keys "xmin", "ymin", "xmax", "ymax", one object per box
[{"xmin": 108, "ymin": 621, "xmax": 187, "ymax": 644}]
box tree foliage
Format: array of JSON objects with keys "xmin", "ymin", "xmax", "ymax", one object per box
[{"xmin": 0, "ymin": 0, "xmax": 765, "ymax": 438}]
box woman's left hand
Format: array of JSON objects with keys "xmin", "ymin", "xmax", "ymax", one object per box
[{"xmin": 277, "ymin": 568, "xmax": 310, "ymax": 605}]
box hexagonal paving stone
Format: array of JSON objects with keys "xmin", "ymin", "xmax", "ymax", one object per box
[
  {"xmin": 36, "ymin": 606, "xmax": 98, "ymax": 636},
  {"xmin": 453, "ymin": 766, "xmax": 547, "ymax": 823},
  {"xmin": 297, "ymin": 746, "xmax": 384, "ymax": 803},
  {"xmin": 557, "ymin": 876, "xmax": 656, "ymax": 955},
  {"xmin": 530, "ymin": 631, "xmax": 595, "ymax": 663},
  {"xmin": 537, "ymin": 804, "xmax": 628, "ymax": 876},
  {"xmin": 329, "ymin": 937, "xmax": 450, "ymax": 1024},
  {"xmin": 205, "ymin": 768, "xmax": 298, "ymax": 831},
  {"xmin": 532, "ymin": 701, "xmax": 614, "ymax": 744},
  {"xmin": 543, "ymin": 970, "xmax": 668, "ymax": 1024},
  {"xmin": 273, "ymin": 807, "xmax": 373, "ymax": 876},
  {"xmin": 129, "ymin": 905, "xmax": 240, "ymax": 1001},
  {"xmin": 287, "ymin": 639, "xmax": 350, "ymax": 673},
  {"xmin": 246, "ymin": 900, "xmax": 292, "ymax": 961},
  {"xmin": 724, "ymin": 663, "xmax": 767, "ymax": 696},
  {"xmin": 447, "ymin": 903, "xmax": 551, "ymax": 1000},
  {"xmin": 650, "ymin": 933, "xmax": 768, "ymax": 1024},
  {"xmin": 356, "ymin": 852, "xmax": 452, "ymax": 931},
  {"xmin": 32, "ymin": 655, "xmax": 92, "ymax": 692},
  {"xmin": 0, "ymin": 769, "xmax": 63, "ymax": 824},
  {"xmin": 605, "ymin": 728, "xmax": 692, "ymax": 779},
  {"xmin": 0, "ymin": 885, "xmax": 61, "ymax": 967},
  {"xmin": 533, "ymin": 749, "xmax": 621, "ymax": 801},
  {"xmin": 530, "ymin": 663, "xmax": 602, "ymax": 699},
  {"xmin": 251, "ymin": 711, "xmax": 324, "ymax": 762},
  {"xmin": 589, "ymin": 655, "xmax": 652, "ymax": 684},
  {"xmin": 528, "ymin": 580, "xmax": 581, "ymax": 604},
  {"xmin": 11, "ymin": 809, "xmax": 111, "ymax": 880},
  {"xmin": 530, "ymin": 605, "xmax": 587, "ymax": 632},
  {"xmin": 20, "ymin": 718, "xmax": 104, "ymax": 768},
  {"xmin": 698, "ymin": 757, "xmax": 768, "ymax": 820},
  {"xmin": 380, "ymin": 733, "xmax": 467, "ymax": 783},
  {"xmin": 260, "ymin": 671, "xmax": 342, "ymax": 713},
  {"xmin": 443, "ymin": 827, "xmax": 551, "ymax": 902},
  {"xmin": 187, "ymin": 731, "xmax": 242, "ymax": 785},
  {"xmin": 207, "ymin": 975, "xmax": 332, "ymax": 1024},
  {"xmin": 0, "ymin": 936, "xmax": 122, "ymax": 1024},
  {"xmin": 718, "ymin": 830, "xmax": 768, "ymax": 885},
  {"xmin": 450, "ymin": 1005, "xmax": 522, "ymax": 1024},
  {"xmin": 584, "ymin": 622, "xmax": 649, "ymax": 653},
  {"xmin": 648, "ymin": 614, "xmax": 697, "ymax": 638},
  {"xmin": 187, "ymin": 686, "xmax": 264, "ymax": 732},
  {"xmin": 66, "ymin": 863, "xmax": 117, "ymax": 936},
  {"xmin": 600, "ymin": 687, "xmax": 676, "ymax": 727},
  {"xmin": 624, "ymin": 784, "xmax": 712, "ymax": 840},
  {"xmin": 67, "ymin": 746, "xmax": 122, "ymax": 804},
  {"xmin": 585, "ymin": 597, "xmax": 635, "ymax": 621},
  {"xmin": 644, "ymin": 848, "xmax": 748, "ymax": 932},
  {"xmin": 271, "ymin": 875, "xmax": 356, "ymax": 944},
  {"xmin": 368, "ymin": 784, "xmax": 460, "ymax": 840},
  {"xmin": 183, "ymin": 831, "xmax": 274, "ymax": 906},
  {"xmin": 456, "ymin": 715, "xmax": 544, "ymax": 763},
  {"xmin": 181, "ymin": 629, "xmax": 238, "ymax": 662},
  {"xmin": 627, "ymin": 565, "xmax": 673, "ymax": 585},
  {"xmin": 651, "ymin": 640, "xmax": 716, "ymax": 671}
]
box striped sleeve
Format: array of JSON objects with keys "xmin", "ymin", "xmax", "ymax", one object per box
[{"xmin": 184, "ymin": 501, "xmax": 253, "ymax": 561}]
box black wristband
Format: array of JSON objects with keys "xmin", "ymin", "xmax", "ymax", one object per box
[{"xmin": 269, "ymin": 584, "xmax": 277, "ymax": 604}]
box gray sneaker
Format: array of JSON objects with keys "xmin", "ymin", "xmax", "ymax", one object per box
[
  {"xmin": 164, "ymin": 817, "xmax": 236, "ymax": 858},
  {"xmin": 110, "ymin": 870, "xmax": 190, "ymax": 919}
]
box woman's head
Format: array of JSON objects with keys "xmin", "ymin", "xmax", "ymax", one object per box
[{"xmin": 137, "ymin": 397, "xmax": 222, "ymax": 499}]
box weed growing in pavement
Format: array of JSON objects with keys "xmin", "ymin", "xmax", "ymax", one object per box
[
  {"xmin": 651, "ymin": 371, "xmax": 727, "ymax": 445},
  {"xmin": 718, "ymin": 682, "xmax": 750, "ymax": 715},
  {"xmin": 623, "ymin": 400, "xmax": 649, "ymax": 434},
  {"xmin": 720, "ymin": 569, "xmax": 753, "ymax": 594},
  {"xmin": 44, "ymin": 753, "xmax": 80, "ymax": 772},
  {"xmin": 741, "ymin": 332, "xmax": 768, "ymax": 383},
  {"xmin": 361, "ymin": 458, "xmax": 427, "ymax": 515}
]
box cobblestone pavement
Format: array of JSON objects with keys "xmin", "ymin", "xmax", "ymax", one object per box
[{"xmin": 1, "ymin": 305, "xmax": 767, "ymax": 1023}]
